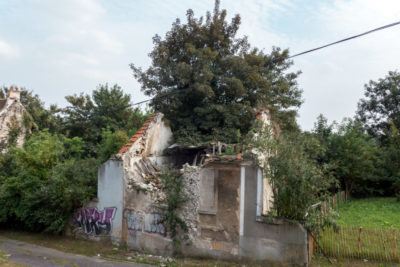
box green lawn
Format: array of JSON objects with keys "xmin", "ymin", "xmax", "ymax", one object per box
[
  {"xmin": 336, "ymin": 197, "xmax": 400, "ymax": 229},
  {"xmin": 316, "ymin": 197, "xmax": 400, "ymax": 263}
]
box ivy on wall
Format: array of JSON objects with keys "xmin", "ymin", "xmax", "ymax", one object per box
[{"xmin": 161, "ymin": 167, "xmax": 188, "ymax": 254}]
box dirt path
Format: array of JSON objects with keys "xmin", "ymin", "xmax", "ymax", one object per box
[{"xmin": 0, "ymin": 236, "xmax": 150, "ymax": 267}]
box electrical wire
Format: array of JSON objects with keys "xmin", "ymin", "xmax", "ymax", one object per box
[
  {"xmin": 288, "ymin": 20, "xmax": 400, "ymax": 58},
  {"xmin": 131, "ymin": 20, "xmax": 400, "ymax": 106}
]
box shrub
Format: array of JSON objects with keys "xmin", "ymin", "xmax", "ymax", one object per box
[
  {"xmin": 245, "ymin": 121, "xmax": 337, "ymax": 232},
  {"xmin": 0, "ymin": 131, "xmax": 98, "ymax": 233}
]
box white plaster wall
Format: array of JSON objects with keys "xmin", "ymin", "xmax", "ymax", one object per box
[
  {"xmin": 144, "ymin": 115, "xmax": 172, "ymax": 156},
  {"xmin": 97, "ymin": 159, "xmax": 124, "ymax": 242}
]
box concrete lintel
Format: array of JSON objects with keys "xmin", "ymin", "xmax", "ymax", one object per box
[
  {"xmin": 240, "ymin": 166, "xmax": 245, "ymax": 236},
  {"xmin": 256, "ymin": 168, "xmax": 262, "ymax": 217},
  {"xmin": 239, "ymin": 160, "xmax": 254, "ymax": 167}
]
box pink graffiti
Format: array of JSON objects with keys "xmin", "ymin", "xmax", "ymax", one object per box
[{"xmin": 74, "ymin": 207, "xmax": 116, "ymax": 235}]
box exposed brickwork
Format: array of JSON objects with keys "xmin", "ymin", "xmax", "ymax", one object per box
[{"xmin": 118, "ymin": 113, "xmax": 157, "ymax": 155}]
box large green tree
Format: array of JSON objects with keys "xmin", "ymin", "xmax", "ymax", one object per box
[
  {"xmin": 62, "ymin": 84, "xmax": 148, "ymax": 156},
  {"xmin": 357, "ymin": 71, "xmax": 400, "ymax": 139},
  {"xmin": 356, "ymin": 71, "xmax": 400, "ymax": 197},
  {"xmin": 131, "ymin": 1, "xmax": 302, "ymax": 144},
  {"xmin": 374, "ymin": 120, "xmax": 400, "ymax": 198},
  {"xmin": 328, "ymin": 119, "xmax": 377, "ymax": 199}
]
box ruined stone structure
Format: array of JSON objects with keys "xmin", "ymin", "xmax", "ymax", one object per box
[
  {"xmin": 73, "ymin": 112, "xmax": 309, "ymax": 266},
  {"xmin": 0, "ymin": 87, "xmax": 28, "ymax": 151}
]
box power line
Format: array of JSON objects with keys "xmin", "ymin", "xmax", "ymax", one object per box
[
  {"xmin": 288, "ymin": 20, "xmax": 400, "ymax": 58},
  {"xmin": 132, "ymin": 20, "xmax": 400, "ymax": 106}
]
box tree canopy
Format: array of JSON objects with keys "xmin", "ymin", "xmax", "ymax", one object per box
[
  {"xmin": 357, "ymin": 71, "xmax": 400, "ymax": 139},
  {"xmin": 131, "ymin": 0, "xmax": 302, "ymax": 144},
  {"xmin": 328, "ymin": 119, "xmax": 377, "ymax": 199},
  {"xmin": 62, "ymin": 84, "xmax": 148, "ymax": 156}
]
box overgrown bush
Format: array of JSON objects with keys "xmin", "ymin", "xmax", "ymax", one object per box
[
  {"xmin": 245, "ymin": 121, "xmax": 337, "ymax": 232},
  {"xmin": 0, "ymin": 131, "xmax": 98, "ymax": 233},
  {"xmin": 96, "ymin": 128, "xmax": 129, "ymax": 163}
]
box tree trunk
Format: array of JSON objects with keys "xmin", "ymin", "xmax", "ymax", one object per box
[{"xmin": 344, "ymin": 180, "xmax": 353, "ymax": 201}]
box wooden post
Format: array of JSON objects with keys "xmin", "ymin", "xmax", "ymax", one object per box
[
  {"xmin": 358, "ymin": 227, "xmax": 363, "ymax": 256},
  {"xmin": 393, "ymin": 229, "xmax": 398, "ymax": 261},
  {"xmin": 381, "ymin": 229, "xmax": 387, "ymax": 261},
  {"xmin": 308, "ymin": 233, "xmax": 314, "ymax": 263},
  {"xmin": 122, "ymin": 209, "xmax": 128, "ymax": 245}
]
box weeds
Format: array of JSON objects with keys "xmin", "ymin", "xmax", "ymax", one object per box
[{"xmin": 161, "ymin": 167, "xmax": 188, "ymax": 254}]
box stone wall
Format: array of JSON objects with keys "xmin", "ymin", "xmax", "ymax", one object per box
[
  {"xmin": 122, "ymin": 185, "xmax": 172, "ymax": 254},
  {"xmin": 179, "ymin": 164, "xmax": 201, "ymax": 241},
  {"xmin": 0, "ymin": 89, "xmax": 28, "ymax": 151},
  {"xmin": 121, "ymin": 163, "xmax": 202, "ymax": 255}
]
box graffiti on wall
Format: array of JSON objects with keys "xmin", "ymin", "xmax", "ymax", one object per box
[
  {"xmin": 74, "ymin": 207, "xmax": 116, "ymax": 236},
  {"xmin": 145, "ymin": 213, "xmax": 166, "ymax": 235},
  {"xmin": 125, "ymin": 209, "xmax": 143, "ymax": 231},
  {"xmin": 124, "ymin": 209, "xmax": 166, "ymax": 236}
]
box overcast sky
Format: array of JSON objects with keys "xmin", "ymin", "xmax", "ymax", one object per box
[{"xmin": 0, "ymin": 0, "xmax": 399, "ymax": 130}]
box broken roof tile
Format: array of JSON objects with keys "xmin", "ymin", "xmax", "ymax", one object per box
[{"xmin": 118, "ymin": 113, "xmax": 157, "ymax": 155}]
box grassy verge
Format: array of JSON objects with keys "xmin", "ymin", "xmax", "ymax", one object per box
[
  {"xmin": 0, "ymin": 230, "xmax": 243, "ymax": 266},
  {"xmin": 336, "ymin": 197, "xmax": 400, "ymax": 229},
  {"xmin": 0, "ymin": 229, "xmax": 173, "ymax": 266},
  {"xmin": 0, "ymin": 249, "xmax": 23, "ymax": 267}
]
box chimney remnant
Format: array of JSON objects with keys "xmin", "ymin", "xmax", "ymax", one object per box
[{"xmin": 8, "ymin": 86, "xmax": 20, "ymax": 101}]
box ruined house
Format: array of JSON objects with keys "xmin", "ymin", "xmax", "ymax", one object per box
[
  {"xmin": 73, "ymin": 111, "xmax": 309, "ymax": 265},
  {"xmin": 0, "ymin": 87, "xmax": 28, "ymax": 151}
]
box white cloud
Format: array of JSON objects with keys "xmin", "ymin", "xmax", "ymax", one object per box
[
  {"xmin": 57, "ymin": 52, "xmax": 99, "ymax": 67},
  {"xmin": 91, "ymin": 30, "xmax": 124, "ymax": 54},
  {"xmin": 0, "ymin": 39, "xmax": 19, "ymax": 58},
  {"xmin": 29, "ymin": 0, "xmax": 106, "ymax": 23}
]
